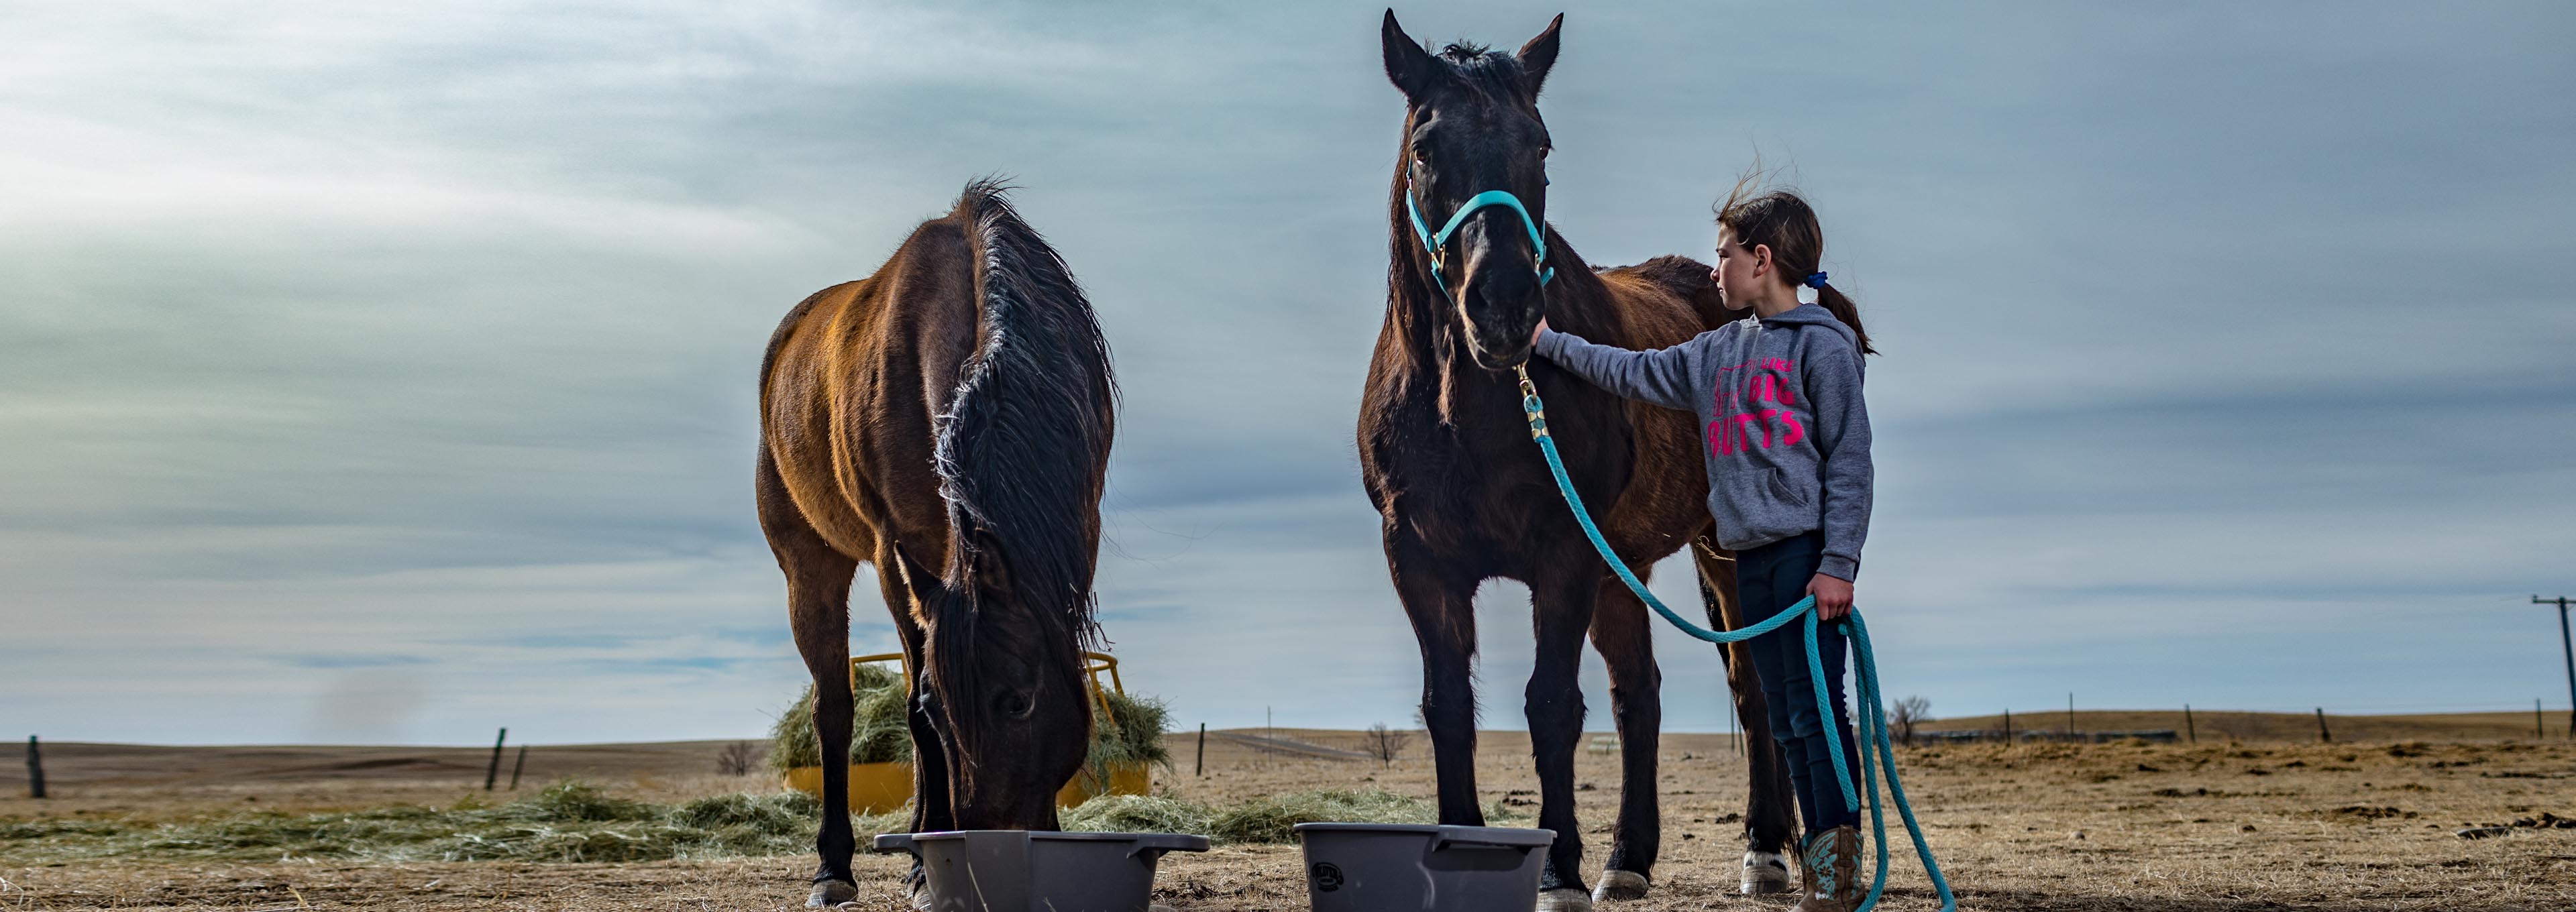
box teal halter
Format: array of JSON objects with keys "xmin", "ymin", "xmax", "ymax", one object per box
[{"xmin": 1405, "ymin": 177, "xmax": 1556, "ymax": 296}]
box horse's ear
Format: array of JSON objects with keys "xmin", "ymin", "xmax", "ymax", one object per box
[
  {"xmin": 1516, "ymin": 13, "xmax": 1562, "ymax": 97},
  {"xmin": 1382, "ymin": 9, "xmax": 1439, "ymax": 100}
]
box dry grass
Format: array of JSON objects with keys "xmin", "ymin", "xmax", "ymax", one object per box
[{"xmin": 4, "ymin": 732, "xmax": 2571, "ymax": 910}]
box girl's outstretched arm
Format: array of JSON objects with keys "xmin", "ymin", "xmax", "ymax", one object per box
[{"xmin": 1532, "ymin": 321, "xmax": 1714, "ymax": 412}]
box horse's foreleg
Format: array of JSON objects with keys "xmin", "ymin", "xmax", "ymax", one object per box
[
  {"xmin": 759, "ymin": 451, "xmax": 863, "ymax": 907},
  {"xmin": 1527, "ymin": 568, "xmax": 1599, "ymax": 909},
  {"xmin": 1587, "ymin": 580, "xmax": 1660, "ymax": 903},
  {"xmin": 881, "ymin": 545, "xmax": 949, "ymax": 905},
  {"xmin": 1695, "ymin": 539, "xmax": 1796, "ymax": 895},
  {"xmin": 1389, "ymin": 536, "xmax": 1484, "ymax": 828}
]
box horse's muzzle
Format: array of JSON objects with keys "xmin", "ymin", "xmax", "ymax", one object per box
[{"xmin": 1458, "ymin": 273, "xmax": 1543, "ymax": 370}]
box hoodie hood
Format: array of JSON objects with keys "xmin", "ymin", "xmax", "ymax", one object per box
[{"xmin": 1759, "ymin": 302, "xmax": 1860, "ymax": 351}]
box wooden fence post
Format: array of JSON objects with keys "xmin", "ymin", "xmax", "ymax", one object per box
[
  {"xmin": 509, "ymin": 744, "xmax": 529, "ymax": 790},
  {"xmin": 25, "ymin": 736, "xmax": 44, "ymax": 799},
  {"xmin": 2001, "ymin": 709, "xmax": 2012, "ymax": 746},
  {"xmin": 485, "ymin": 728, "xmax": 507, "ymax": 791},
  {"xmin": 2314, "ymin": 708, "xmax": 2330, "ymax": 743},
  {"xmin": 1194, "ymin": 724, "xmax": 1206, "ymax": 777},
  {"xmin": 2183, "ymin": 704, "xmax": 2196, "ymax": 744}
]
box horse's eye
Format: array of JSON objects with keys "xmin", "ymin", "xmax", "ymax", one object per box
[
  {"xmin": 994, "ymin": 691, "xmax": 1033, "ymax": 718},
  {"xmin": 1540, "ymin": 147, "xmax": 1551, "ymax": 160}
]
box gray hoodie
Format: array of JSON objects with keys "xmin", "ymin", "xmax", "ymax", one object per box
[{"xmin": 1535, "ymin": 302, "xmax": 1873, "ymax": 579}]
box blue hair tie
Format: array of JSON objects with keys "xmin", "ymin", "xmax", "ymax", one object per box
[{"xmin": 1803, "ymin": 271, "xmax": 1829, "ymax": 289}]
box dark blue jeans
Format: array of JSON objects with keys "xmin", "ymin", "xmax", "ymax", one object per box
[{"xmin": 1737, "ymin": 532, "xmax": 1862, "ymax": 838}]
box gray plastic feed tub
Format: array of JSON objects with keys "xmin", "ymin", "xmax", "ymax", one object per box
[
  {"xmin": 1294, "ymin": 823, "xmax": 1555, "ymax": 911},
  {"xmin": 871, "ymin": 830, "xmax": 1208, "ymax": 912}
]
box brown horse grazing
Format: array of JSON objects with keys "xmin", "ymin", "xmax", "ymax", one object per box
[
  {"xmin": 757, "ymin": 180, "xmax": 1117, "ymax": 907},
  {"xmin": 1360, "ymin": 13, "xmax": 1799, "ymax": 909}
]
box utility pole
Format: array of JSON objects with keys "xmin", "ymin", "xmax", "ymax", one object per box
[{"xmin": 2538, "ymin": 596, "xmax": 2575, "ymax": 740}]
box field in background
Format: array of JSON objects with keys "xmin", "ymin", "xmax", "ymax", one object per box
[{"xmin": 3, "ymin": 715, "xmax": 2573, "ymax": 911}]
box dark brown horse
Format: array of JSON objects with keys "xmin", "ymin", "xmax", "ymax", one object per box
[
  {"xmin": 757, "ymin": 181, "xmax": 1116, "ymax": 907},
  {"xmin": 1360, "ymin": 13, "xmax": 1799, "ymax": 909}
]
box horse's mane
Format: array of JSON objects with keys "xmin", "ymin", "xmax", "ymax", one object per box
[{"xmin": 928, "ymin": 179, "xmax": 1118, "ymax": 740}]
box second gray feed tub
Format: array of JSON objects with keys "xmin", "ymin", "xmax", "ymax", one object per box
[
  {"xmin": 1294, "ymin": 823, "xmax": 1555, "ymax": 911},
  {"xmin": 871, "ymin": 830, "xmax": 1208, "ymax": 912}
]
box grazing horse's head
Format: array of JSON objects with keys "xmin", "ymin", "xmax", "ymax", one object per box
[
  {"xmin": 1383, "ymin": 11, "xmax": 1562, "ymax": 370},
  {"xmin": 925, "ymin": 549, "xmax": 1095, "ymax": 831}
]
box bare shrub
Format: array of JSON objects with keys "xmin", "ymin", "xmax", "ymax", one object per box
[
  {"xmin": 716, "ymin": 741, "xmax": 763, "ymax": 777},
  {"xmin": 1890, "ymin": 696, "xmax": 1932, "ymax": 746},
  {"xmin": 1363, "ymin": 723, "xmax": 1412, "ymax": 768}
]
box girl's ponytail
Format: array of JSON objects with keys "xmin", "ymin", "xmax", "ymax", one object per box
[
  {"xmin": 1717, "ymin": 182, "xmax": 1876, "ymax": 355},
  {"xmin": 1814, "ymin": 282, "xmax": 1874, "ymax": 355}
]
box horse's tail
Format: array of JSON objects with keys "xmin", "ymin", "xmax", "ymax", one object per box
[{"xmin": 926, "ymin": 178, "xmax": 1118, "ymax": 742}]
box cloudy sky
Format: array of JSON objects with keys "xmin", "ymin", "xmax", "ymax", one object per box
[{"xmin": 5, "ymin": 2, "xmax": 2572, "ymax": 746}]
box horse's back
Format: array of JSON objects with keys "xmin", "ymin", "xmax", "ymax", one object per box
[
  {"xmin": 759, "ymin": 214, "xmax": 983, "ymax": 565},
  {"xmin": 1599, "ymin": 254, "xmax": 1736, "ymax": 337}
]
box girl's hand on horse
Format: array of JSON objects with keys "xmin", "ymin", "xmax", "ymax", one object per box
[
  {"xmin": 1809, "ymin": 573, "xmax": 1854, "ymax": 620},
  {"xmin": 1532, "ymin": 315, "xmax": 1548, "ymax": 345}
]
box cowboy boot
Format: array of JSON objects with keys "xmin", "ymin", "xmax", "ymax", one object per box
[{"xmin": 1792, "ymin": 826, "xmax": 1864, "ymax": 912}]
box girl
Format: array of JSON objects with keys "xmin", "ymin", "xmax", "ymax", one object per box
[{"xmin": 1532, "ymin": 187, "xmax": 1876, "ymax": 912}]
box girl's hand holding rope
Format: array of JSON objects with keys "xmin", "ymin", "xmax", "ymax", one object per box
[{"xmin": 1809, "ymin": 573, "xmax": 1855, "ymax": 620}]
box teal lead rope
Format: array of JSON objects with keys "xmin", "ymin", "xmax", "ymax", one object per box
[{"xmin": 1513, "ymin": 365, "xmax": 1956, "ymax": 912}]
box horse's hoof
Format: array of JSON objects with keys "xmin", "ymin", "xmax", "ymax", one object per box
[
  {"xmin": 1741, "ymin": 850, "xmax": 1793, "ymax": 895},
  {"xmin": 1537, "ymin": 887, "xmax": 1595, "ymax": 912},
  {"xmin": 805, "ymin": 878, "xmax": 859, "ymax": 909},
  {"xmin": 1592, "ymin": 869, "xmax": 1650, "ymax": 902}
]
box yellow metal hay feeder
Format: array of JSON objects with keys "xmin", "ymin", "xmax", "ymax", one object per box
[{"xmin": 782, "ymin": 650, "xmax": 1150, "ymax": 813}]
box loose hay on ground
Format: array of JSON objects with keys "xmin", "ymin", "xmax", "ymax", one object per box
[{"xmin": 0, "ymin": 783, "xmax": 829, "ymax": 864}]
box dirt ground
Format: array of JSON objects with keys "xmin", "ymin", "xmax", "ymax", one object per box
[{"xmin": 5, "ymin": 732, "xmax": 2573, "ymax": 911}]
